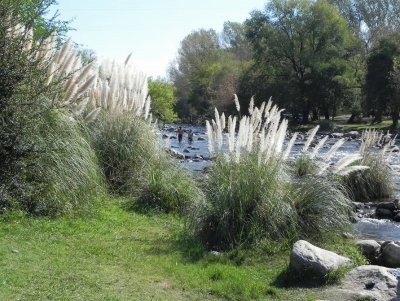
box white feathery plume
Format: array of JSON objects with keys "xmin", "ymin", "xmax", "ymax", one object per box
[
  {"xmin": 323, "ymin": 138, "xmax": 345, "ymax": 161},
  {"xmin": 249, "ymin": 96, "xmax": 254, "ymax": 115},
  {"xmin": 337, "ymin": 166, "xmax": 370, "ymax": 176},
  {"xmin": 302, "ymin": 126, "xmax": 319, "ymax": 152},
  {"xmin": 311, "ymin": 135, "xmax": 328, "ymax": 158},
  {"xmin": 72, "ymin": 97, "xmax": 90, "ymax": 117},
  {"xmin": 84, "ymin": 107, "xmax": 102, "ymax": 124},
  {"xmin": 206, "ymin": 120, "xmax": 214, "ymax": 154},
  {"xmin": 234, "ymin": 94, "xmax": 240, "ymax": 112},
  {"xmin": 332, "ymin": 154, "xmax": 362, "ymax": 173},
  {"xmin": 283, "ymin": 132, "xmax": 298, "ymax": 160}
]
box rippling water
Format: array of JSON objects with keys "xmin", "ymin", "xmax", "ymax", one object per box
[{"xmin": 161, "ymin": 125, "xmax": 400, "ymax": 240}]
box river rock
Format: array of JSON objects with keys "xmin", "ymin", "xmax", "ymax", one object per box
[
  {"xmin": 330, "ymin": 132, "xmax": 344, "ymax": 138},
  {"xmin": 290, "ymin": 240, "xmax": 351, "ymax": 278},
  {"xmin": 325, "ymin": 265, "xmax": 400, "ymax": 301},
  {"xmin": 376, "ymin": 208, "xmax": 394, "ymax": 219},
  {"xmin": 394, "ymin": 213, "xmax": 400, "ymax": 222},
  {"xmin": 381, "ymin": 241, "xmax": 400, "ymax": 268},
  {"xmin": 197, "ymin": 137, "xmax": 205, "ymax": 141},
  {"xmin": 344, "ymin": 131, "xmax": 359, "ymax": 139},
  {"xmin": 356, "ymin": 240, "xmax": 381, "ymax": 262},
  {"xmin": 166, "ymin": 148, "xmax": 185, "ymax": 159}
]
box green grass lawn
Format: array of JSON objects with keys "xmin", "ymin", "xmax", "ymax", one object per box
[{"xmin": 0, "ymin": 198, "xmax": 360, "ymax": 301}]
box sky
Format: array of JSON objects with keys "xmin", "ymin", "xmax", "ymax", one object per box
[{"xmin": 52, "ymin": 0, "xmax": 266, "ymax": 78}]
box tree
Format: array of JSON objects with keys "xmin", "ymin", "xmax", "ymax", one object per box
[
  {"xmin": 169, "ymin": 29, "xmax": 221, "ymax": 121},
  {"xmin": 0, "ymin": 0, "xmax": 68, "ymax": 208},
  {"xmin": 148, "ymin": 78, "xmax": 178, "ymax": 123},
  {"xmin": 245, "ymin": 0, "xmax": 354, "ymax": 122},
  {"xmin": 365, "ymin": 35, "xmax": 400, "ymax": 126}
]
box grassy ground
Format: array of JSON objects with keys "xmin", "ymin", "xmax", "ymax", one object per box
[
  {"xmin": 0, "ymin": 198, "xmax": 361, "ymax": 301},
  {"xmin": 291, "ymin": 115, "xmax": 396, "ymax": 133}
]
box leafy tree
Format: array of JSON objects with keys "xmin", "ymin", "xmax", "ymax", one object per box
[
  {"xmin": 245, "ymin": 0, "xmax": 354, "ymax": 122},
  {"xmin": 365, "ymin": 35, "xmax": 400, "ymax": 126},
  {"xmin": 169, "ymin": 29, "xmax": 221, "ymax": 121},
  {"xmin": 0, "ymin": 0, "xmax": 68, "ymax": 210},
  {"xmin": 148, "ymin": 78, "xmax": 178, "ymax": 123}
]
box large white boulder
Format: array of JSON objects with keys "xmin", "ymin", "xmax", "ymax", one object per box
[{"xmin": 290, "ymin": 240, "xmax": 351, "ymax": 278}]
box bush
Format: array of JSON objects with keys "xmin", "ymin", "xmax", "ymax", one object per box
[
  {"xmin": 290, "ymin": 177, "xmax": 352, "ymax": 238},
  {"xmin": 289, "ymin": 155, "xmax": 319, "ymax": 177},
  {"xmin": 28, "ymin": 112, "xmax": 103, "ymax": 215},
  {"xmin": 318, "ymin": 119, "xmax": 336, "ymax": 132},
  {"xmin": 91, "ymin": 112, "xmax": 202, "ymax": 213},
  {"xmin": 190, "ymin": 154, "xmax": 297, "ymax": 250},
  {"xmin": 341, "ymin": 153, "xmax": 393, "ymax": 202},
  {"xmin": 0, "ymin": 1, "xmax": 86, "ymax": 215}
]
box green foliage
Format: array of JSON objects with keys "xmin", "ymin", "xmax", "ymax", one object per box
[
  {"xmin": 291, "ymin": 177, "xmax": 352, "ymax": 238},
  {"xmin": 148, "ymin": 78, "xmax": 178, "ymax": 123},
  {"xmin": 0, "ymin": 0, "xmax": 89, "ymax": 215},
  {"xmin": 318, "ymin": 119, "xmax": 337, "ymax": 131},
  {"xmin": 91, "ymin": 112, "xmax": 202, "ymax": 213},
  {"xmin": 90, "ymin": 112, "xmax": 157, "ymax": 194},
  {"xmin": 170, "ymin": 27, "xmax": 249, "ymax": 122},
  {"xmin": 244, "ymin": 0, "xmax": 355, "ymax": 122},
  {"xmin": 136, "ymin": 157, "xmax": 204, "ymax": 214},
  {"xmin": 190, "ymin": 154, "xmax": 296, "ymax": 250},
  {"xmin": 365, "ymin": 34, "xmax": 400, "ymax": 125},
  {"xmin": 0, "ymin": 200, "xmax": 332, "ymax": 301},
  {"xmin": 290, "ymin": 155, "xmax": 319, "ymax": 177},
  {"xmin": 23, "ymin": 112, "xmax": 103, "ymax": 215},
  {"xmin": 341, "ymin": 153, "xmax": 393, "ymax": 202}
]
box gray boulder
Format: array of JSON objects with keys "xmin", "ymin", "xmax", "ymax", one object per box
[
  {"xmin": 381, "ymin": 241, "xmax": 400, "ymax": 268},
  {"xmin": 325, "ymin": 265, "xmax": 400, "ymax": 301},
  {"xmin": 330, "ymin": 132, "xmax": 344, "ymax": 138},
  {"xmin": 290, "ymin": 240, "xmax": 351, "ymax": 278},
  {"xmin": 356, "ymin": 240, "xmax": 381, "ymax": 262},
  {"xmin": 344, "ymin": 131, "xmax": 360, "ymax": 139}
]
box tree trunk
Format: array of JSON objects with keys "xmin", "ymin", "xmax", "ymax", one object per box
[
  {"xmin": 372, "ymin": 110, "xmax": 383, "ymax": 124},
  {"xmin": 347, "ymin": 113, "xmax": 356, "ymax": 124},
  {"xmin": 392, "ymin": 111, "xmax": 399, "ymax": 128}
]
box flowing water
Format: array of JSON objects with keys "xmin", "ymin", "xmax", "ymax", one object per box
[{"xmin": 161, "ymin": 125, "xmax": 400, "ymax": 241}]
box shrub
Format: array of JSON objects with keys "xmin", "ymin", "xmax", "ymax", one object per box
[
  {"xmin": 318, "ymin": 119, "xmax": 336, "ymax": 132},
  {"xmin": 191, "ymin": 154, "xmax": 297, "ymax": 250},
  {"xmin": 290, "ymin": 177, "xmax": 352, "ymax": 238},
  {"xmin": 24, "ymin": 112, "xmax": 103, "ymax": 215},
  {"xmin": 191, "ymin": 97, "xmax": 355, "ymax": 250},
  {"xmin": 91, "ymin": 112, "xmax": 202, "ymax": 213},
  {"xmin": 342, "ymin": 153, "xmax": 393, "ymax": 202},
  {"xmin": 341, "ymin": 129, "xmax": 394, "ymax": 202},
  {"xmin": 289, "ymin": 155, "xmax": 319, "ymax": 177}
]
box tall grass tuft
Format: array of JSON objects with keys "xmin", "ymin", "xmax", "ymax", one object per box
[
  {"xmin": 8, "ymin": 112, "xmax": 104, "ymax": 216},
  {"xmin": 191, "ymin": 153, "xmax": 297, "ymax": 250},
  {"xmin": 90, "ymin": 112, "xmax": 202, "ymax": 213},
  {"xmin": 341, "ymin": 129, "xmax": 394, "ymax": 202},
  {"xmin": 191, "ymin": 96, "xmax": 358, "ymax": 250},
  {"xmin": 290, "ymin": 178, "xmax": 352, "ymax": 238}
]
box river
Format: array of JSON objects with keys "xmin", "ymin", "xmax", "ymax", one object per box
[{"xmin": 161, "ymin": 124, "xmax": 400, "ymax": 241}]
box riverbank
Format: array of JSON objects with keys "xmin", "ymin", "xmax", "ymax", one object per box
[{"xmin": 0, "ymin": 197, "xmax": 364, "ymax": 301}]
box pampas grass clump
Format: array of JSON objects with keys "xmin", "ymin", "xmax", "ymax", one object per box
[
  {"xmin": 91, "ymin": 112, "xmax": 202, "ymax": 213},
  {"xmin": 19, "ymin": 112, "xmax": 104, "ymax": 216},
  {"xmin": 191, "ymin": 153, "xmax": 297, "ymax": 250},
  {"xmin": 341, "ymin": 129, "xmax": 395, "ymax": 202},
  {"xmin": 191, "ymin": 96, "xmax": 359, "ymax": 250}
]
